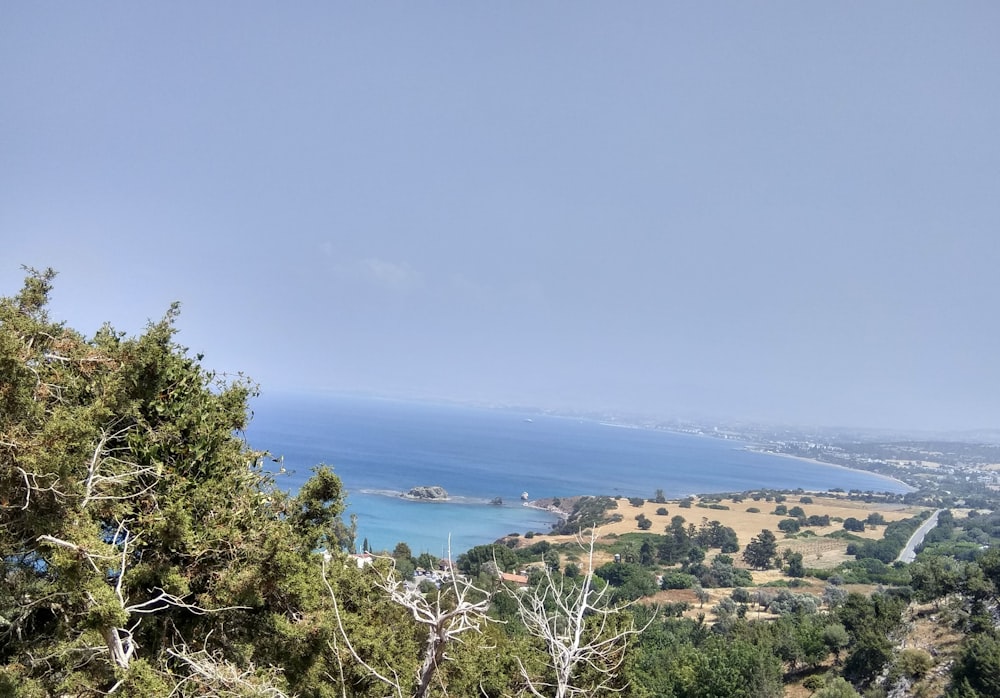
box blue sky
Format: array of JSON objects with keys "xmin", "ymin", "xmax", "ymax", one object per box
[{"xmin": 2, "ymin": 4, "xmax": 998, "ymax": 431}]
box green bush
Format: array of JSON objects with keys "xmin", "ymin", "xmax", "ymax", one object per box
[
  {"xmin": 661, "ymin": 571, "xmax": 697, "ymax": 589},
  {"xmin": 894, "ymin": 648, "xmax": 933, "ymax": 679}
]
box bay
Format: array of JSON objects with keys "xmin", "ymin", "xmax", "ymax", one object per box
[{"xmin": 245, "ymin": 393, "xmax": 909, "ymax": 555}]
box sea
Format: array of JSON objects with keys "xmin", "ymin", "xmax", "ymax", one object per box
[{"xmin": 245, "ymin": 393, "xmax": 910, "ymax": 556}]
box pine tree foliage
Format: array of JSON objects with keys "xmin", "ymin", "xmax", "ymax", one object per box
[{"xmin": 0, "ymin": 268, "xmax": 365, "ymax": 696}]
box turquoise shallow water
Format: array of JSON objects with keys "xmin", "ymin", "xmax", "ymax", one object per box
[{"xmin": 245, "ymin": 393, "xmax": 909, "ymax": 555}]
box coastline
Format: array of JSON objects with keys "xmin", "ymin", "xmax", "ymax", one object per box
[
  {"xmin": 567, "ymin": 412, "xmax": 917, "ymax": 494},
  {"xmin": 513, "ymin": 453, "xmax": 916, "ymax": 544},
  {"xmin": 252, "ymin": 394, "xmax": 919, "ymax": 553},
  {"xmin": 744, "ymin": 447, "xmax": 915, "ymax": 492},
  {"xmin": 521, "ymin": 495, "xmax": 572, "ymax": 520}
]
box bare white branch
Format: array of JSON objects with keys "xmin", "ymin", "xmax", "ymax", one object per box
[
  {"xmin": 14, "ymin": 466, "xmax": 64, "ymax": 510},
  {"xmin": 509, "ymin": 529, "xmax": 651, "ymax": 698},
  {"xmin": 321, "ymin": 555, "xmax": 405, "ymax": 698},
  {"xmin": 39, "ymin": 522, "xmax": 248, "ymax": 673},
  {"xmin": 166, "ymin": 638, "xmax": 293, "ymax": 698},
  {"xmin": 321, "ymin": 541, "xmax": 494, "ymax": 698},
  {"xmin": 375, "ymin": 544, "xmax": 493, "ymax": 698},
  {"xmin": 80, "ymin": 423, "xmax": 159, "ymax": 509},
  {"xmin": 36, "ymin": 534, "xmax": 112, "ymax": 574}
]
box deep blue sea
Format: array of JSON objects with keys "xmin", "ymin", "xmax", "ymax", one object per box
[{"xmin": 245, "ymin": 394, "xmax": 909, "ymax": 556}]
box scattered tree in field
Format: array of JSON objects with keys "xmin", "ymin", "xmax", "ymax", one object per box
[
  {"xmin": 743, "ymin": 529, "xmax": 778, "ymax": 569},
  {"xmin": 865, "ymin": 512, "xmax": 886, "ymax": 526},
  {"xmin": 843, "ymin": 517, "xmax": 866, "ymax": 532},
  {"xmin": 783, "ymin": 549, "xmax": 805, "ymax": 577},
  {"xmin": 778, "ymin": 517, "xmax": 801, "ymax": 534}
]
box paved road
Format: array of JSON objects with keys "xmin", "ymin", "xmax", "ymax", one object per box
[{"xmin": 896, "ymin": 509, "xmax": 943, "ymax": 563}]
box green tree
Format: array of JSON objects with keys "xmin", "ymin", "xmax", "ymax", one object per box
[
  {"xmin": 910, "ymin": 555, "xmax": 961, "ymax": 603},
  {"xmin": 784, "ymin": 549, "xmax": 805, "ymax": 578},
  {"xmin": 843, "ymin": 517, "xmax": 866, "ymax": 532},
  {"xmin": 977, "ymin": 546, "xmax": 1000, "ymax": 602},
  {"xmin": 415, "ymin": 552, "xmax": 439, "ymax": 571},
  {"xmin": 836, "ymin": 592, "xmax": 905, "ymax": 685},
  {"xmin": 865, "ymin": 512, "xmax": 886, "ymax": 526},
  {"xmin": 0, "ymin": 269, "xmax": 390, "ymax": 697},
  {"xmin": 594, "ymin": 561, "xmax": 658, "ymax": 601},
  {"xmin": 813, "ymin": 676, "xmax": 861, "ymax": 698},
  {"xmin": 822, "ymin": 623, "xmax": 850, "ymax": 662},
  {"xmin": 778, "ymin": 517, "xmax": 801, "ymax": 534},
  {"xmin": 949, "ymin": 632, "xmax": 1000, "ymax": 697},
  {"xmin": 543, "ymin": 549, "xmax": 561, "ymax": 571},
  {"xmin": 456, "ymin": 543, "xmax": 518, "ymax": 576},
  {"xmin": 743, "ymin": 529, "xmax": 778, "ymax": 569},
  {"xmin": 634, "ymin": 631, "xmax": 783, "ymax": 698},
  {"xmin": 639, "ymin": 538, "xmax": 655, "ymax": 566},
  {"xmin": 895, "ymin": 648, "xmax": 933, "ymax": 679},
  {"xmin": 658, "ymin": 515, "xmax": 692, "ymax": 564}
]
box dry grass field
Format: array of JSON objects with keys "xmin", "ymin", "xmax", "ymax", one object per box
[
  {"xmin": 513, "ymin": 493, "xmax": 939, "ymax": 698},
  {"xmin": 531, "ymin": 492, "xmax": 931, "ymax": 572}
]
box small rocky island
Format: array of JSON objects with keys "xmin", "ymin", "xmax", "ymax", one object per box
[{"xmin": 402, "ymin": 485, "xmax": 449, "ymax": 501}]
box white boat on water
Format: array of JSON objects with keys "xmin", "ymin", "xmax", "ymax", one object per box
[{"xmin": 520, "ymin": 491, "xmax": 529, "ymax": 501}]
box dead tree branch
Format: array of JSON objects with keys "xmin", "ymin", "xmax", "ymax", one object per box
[
  {"xmin": 510, "ymin": 529, "xmax": 650, "ymax": 698},
  {"xmin": 38, "ymin": 523, "xmax": 248, "ymax": 671},
  {"xmin": 165, "ymin": 635, "xmax": 293, "ymax": 698},
  {"xmin": 321, "ymin": 542, "xmax": 493, "ymax": 698},
  {"xmin": 80, "ymin": 423, "xmax": 158, "ymax": 509}
]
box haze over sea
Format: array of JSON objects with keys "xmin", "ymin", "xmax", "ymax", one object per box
[{"xmin": 247, "ymin": 394, "xmax": 909, "ymax": 556}]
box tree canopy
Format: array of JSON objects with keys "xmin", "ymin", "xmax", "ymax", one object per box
[{"xmin": 0, "ymin": 269, "xmax": 368, "ymax": 696}]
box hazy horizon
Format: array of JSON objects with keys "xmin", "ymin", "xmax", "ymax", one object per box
[{"xmin": 3, "ymin": 4, "xmax": 998, "ymax": 433}]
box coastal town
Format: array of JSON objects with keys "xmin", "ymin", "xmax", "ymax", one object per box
[{"xmin": 595, "ymin": 411, "xmax": 1000, "ymax": 496}]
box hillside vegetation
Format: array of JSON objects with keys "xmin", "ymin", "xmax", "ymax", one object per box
[{"xmin": 3, "ymin": 269, "xmax": 999, "ymax": 698}]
